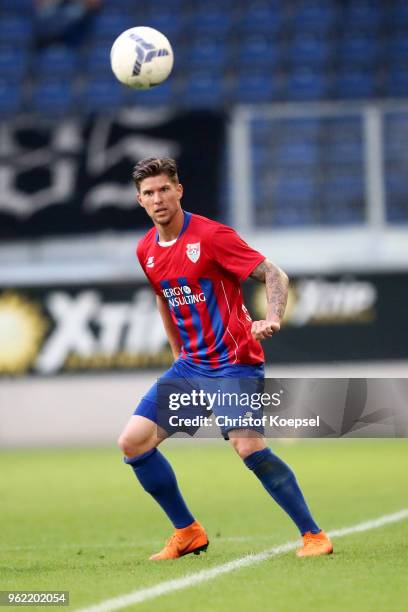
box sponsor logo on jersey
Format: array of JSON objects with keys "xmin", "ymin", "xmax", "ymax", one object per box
[
  {"xmin": 186, "ymin": 242, "xmax": 200, "ymax": 263},
  {"xmin": 146, "ymin": 256, "xmax": 155, "ymax": 268},
  {"xmin": 162, "ymin": 284, "xmax": 206, "ymax": 307}
]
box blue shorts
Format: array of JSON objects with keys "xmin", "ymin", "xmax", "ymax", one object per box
[{"xmin": 133, "ymin": 358, "xmax": 265, "ymax": 439}]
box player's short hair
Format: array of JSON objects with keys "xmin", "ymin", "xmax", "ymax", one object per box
[{"xmin": 132, "ymin": 158, "xmax": 179, "ymax": 191}]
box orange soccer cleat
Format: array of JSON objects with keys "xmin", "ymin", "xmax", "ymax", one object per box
[
  {"xmin": 296, "ymin": 530, "xmax": 333, "ymax": 557},
  {"xmin": 149, "ymin": 521, "xmax": 209, "ymax": 560}
]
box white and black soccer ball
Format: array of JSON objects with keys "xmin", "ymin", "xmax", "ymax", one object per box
[{"xmin": 110, "ymin": 26, "xmax": 174, "ymax": 90}]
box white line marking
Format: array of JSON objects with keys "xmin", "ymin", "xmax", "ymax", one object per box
[{"xmin": 76, "ymin": 509, "xmax": 408, "ymax": 612}]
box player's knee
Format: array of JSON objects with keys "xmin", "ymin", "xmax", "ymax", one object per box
[
  {"xmin": 117, "ymin": 433, "xmax": 148, "ymax": 458},
  {"xmin": 230, "ymin": 436, "xmax": 266, "ymax": 460},
  {"xmin": 117, "ymin": 433, "xmax": 131, "ymax": 456}
]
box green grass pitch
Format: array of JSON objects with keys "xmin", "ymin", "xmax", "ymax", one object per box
[{"xmin": 1, "ymin": 439, "xmax": 407, "ymax": 611}]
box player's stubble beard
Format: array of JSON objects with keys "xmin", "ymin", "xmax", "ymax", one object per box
[
  {"xmin": 153, "ymin": 203, "xmax": 181, "ymax": 227},
  {"xmin": 154, "ymin": 213, "xmax": 171, "ymax": 226}
]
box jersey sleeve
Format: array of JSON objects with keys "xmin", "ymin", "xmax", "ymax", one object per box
[
  {"xmin": 136, "ymin": 240, "xmax": 162, "ymax": 296},
  {"xmin": 208, "ymin": 225, "xmax": 265, "ymax": 281},
  {"xmin": 136, "ymin": 240, "xmax": 146, "ymax": 274}
]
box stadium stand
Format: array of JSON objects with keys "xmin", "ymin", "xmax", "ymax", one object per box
[
  {"xmin": 1, "ymin": 0, "xmax": 407, "ymax": 111},
  {"xmin": 31, "ymin": 77, "xmax": 76, "ymax": 115},
  {"xmin": 0, "ymin": 0, "xmax": 407, "ymax": 225}
]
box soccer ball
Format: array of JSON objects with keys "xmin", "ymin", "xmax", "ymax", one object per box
[{"xmin": 110, "ymin": 26, "xmax": 174, "ymax": 90}]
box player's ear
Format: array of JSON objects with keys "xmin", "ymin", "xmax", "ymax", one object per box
[
  {"xmin": 177, "ymin": 183, "xmax": 183, "ymax": 200},
  {"xmin": 136, "ymin": 192, "xmax": 144, "ymax": 208}
]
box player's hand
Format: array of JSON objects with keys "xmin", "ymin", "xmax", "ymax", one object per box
[{"xmin": 251, "ymin": 320, "xmax": 281, "ymax": 341}]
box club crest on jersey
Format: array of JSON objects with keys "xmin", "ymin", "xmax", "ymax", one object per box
[{"xmin": 186, "ymin": 242, "xmax": 200, "ymax": 263}]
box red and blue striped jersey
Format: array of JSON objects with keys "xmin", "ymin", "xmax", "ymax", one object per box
[{"xmin": 137, "ymin": 212, "xmax": 265, "ymax": 367}]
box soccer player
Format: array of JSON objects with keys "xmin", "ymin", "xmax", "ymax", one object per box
[{"xmin": 118, "ymin": 158, "xmax": 333, "ymax": 560}]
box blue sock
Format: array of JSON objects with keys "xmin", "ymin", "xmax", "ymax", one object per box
[
  {"xmin": 124, "ymin": 448, "xmax": 195, "ymax": 529},
  {"xmin": 244, "ymin": 448, "xmax": 320, "ymax": 536}
]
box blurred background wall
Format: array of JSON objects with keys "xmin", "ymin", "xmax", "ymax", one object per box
[{"xmin": 0, "ymin": 0, "xmax": 407, "ymax": 445}]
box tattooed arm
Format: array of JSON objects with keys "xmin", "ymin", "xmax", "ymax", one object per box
[{"xmin": 249, "ymin": 259, "xmax": 289, "ymax": 341}]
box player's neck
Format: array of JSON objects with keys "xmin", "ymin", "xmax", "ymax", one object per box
[{"xmin": 155, "ymin": 208, "xmax": 185, "ymax": 242}]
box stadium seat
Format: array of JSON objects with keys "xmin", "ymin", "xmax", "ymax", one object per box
[
  {"xmin": 273, "ymin": 189, "xmax": 318, "ymax": 226},
  {"xmin": 289, "ymin": 33, "xmax": 331, "ymax": 68},
  {"xmin": 285, "ymin": 68, "xmax": 329, "ymax": 101},
  {"xmin": 234, "ymin": 71, "xmax": 280, "ymax": 103},
  {"xmin": 273, "ymin": 142, "xmax": 319, "ymax": 167},
  {"xmin": 153, "ymin": 0, "xmax": 184, "ymax": 9},
  {"xmin": 188, "ymin": 5, "xmax": 232, "ymax": 35},
  {"xmin": 251, "ymin": 119, "xmax": 277, "ymax": 148},
  {"xmin": 103, "ymin": 0, "xmax": 143, "ymax": 8},
  {"xmin": 37, "ymin": 46, "xmax": 77, "ymax": 78},
  {"xmin": 143, "ymin": 9, "xmax": 183, "ymax": 38},
  {"xmin": 239, "ymin": 0, "xmax": 284, "ymax": 34},
  {"xmin": 386, "ymin": 172, "xmax": 407, "ymax": 207},
  {"xmin": 338, "ymin": 34, "xmax": 380, "ymax": 68},
  {"xmin": 254, "ymin": 170, "xmax": 318, "ymax": 226},
  {"xmin": 82, "ymin": 76, "xmax": 125, "ymax": 112},
  {"xmin": 273, "ymin": 175, "xmax": 316, "ymax": 198},
  {"xmin": 388, "ymin": 1, "xmax": 408, "ymax": 28},
  {"xmin": 386, "ymin": 168, "xmax": 408, "ymax": 221},
  {"xmin": 31, "ymin": 78, "xmax": 76, "ymax": 115},
  {"xmin": 387, "ymin": 203, "xmax": 408, "ymax": 223},
  {"xmin": 323, "ymin": 141, "xmax": 363, "ymax": 165},
  {"xmin": 237, "ymin": 33, "xmax": 281, "ymax": 69},
  {"xmin": 181, "ymin": 72, "xmax": 225, "ymax": 108},
  {"xmin": 1, "ymin": 0, "xmax": 33, "ymax": 11},
  {"xmin": 0, "ymin": 46, "xmax": 28, "ymax": 79},
  {"xmin": 322, "ymin": 175, "xmax": 365, "ymax": 224},
  {"xmin": 273, "ymin": 206, "xmax": 318, "ymax": 227},
  {"xmin": 322, "ymin": 119, "xmax": 363, "ymax": 164},
  {"xmin": 335, "ymin": 68, "xmax": 376, "ymax": 99},
  {"xmin": 251, "ymin": 119, "xmax": 322, "ymax": 157},
  {"xmin": 323, "ymin": 117, "xmax": 362, "ymax": 138},
  {"xmin": 384, "ymin": 113, "xmax": 408, "ymax": 160},
  {"xmin": 265, "ymin": 118, "xmax": 322, "ymax": 143},
  {"xmin": 129, "ymin": 80, "xmax": 174, "ymax": 107},
  {"xmin": 188, "ymin": 35, "xmax": 228, "ymax": 69},
  {"xmin": 286, "ymin": 118, "xmax": 322, "ymax": 139},
  {"xmin": 269, "ymin": 172, "xmax": 315, "ymax": 196},
  {"xmin": 341, "ymin": 1, "xmax": 383, "ymax": 32},
  {"xmin": 385, "ymin": 67, "xmax": 408, "ymax": 97},
  {"xmin": 0, "ymin": 78, "xmax": 22, "ymax": 115},
  {"xmin": 85, "ymin": 42, "xmax": 113, "ymax": 75},
  {"xmin": 323, "ymin": 203, "xmax": 365, "ymax": 225},
  {"xmin": 0, "ymin": 14, "xmax": 33, "ymax": 44},
  {"xmin": 251, "ymin": 146, "xmax": 271, "ymax": 168},
  {"xmin": 92, "ymin": 10, "xmax": 132, "ymax": 40},
  {"xmin": 291, "ymin": 1, "xmax": 337, "ymax": 32},
  {"xmin": 388, "ymin": 34, "xmax": 408, "ymax": 64}
]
